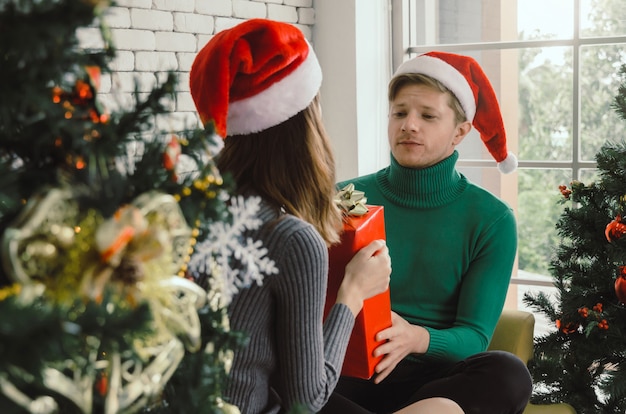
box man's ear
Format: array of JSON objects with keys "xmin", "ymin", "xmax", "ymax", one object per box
[{"xmin": 453, "ymin": 121, "xmax": 472, "ymax": 146}]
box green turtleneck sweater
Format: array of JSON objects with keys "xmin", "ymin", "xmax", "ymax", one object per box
[{"xmin": 338, "ymin": 151, "xmax": 517, "ymax": 363}]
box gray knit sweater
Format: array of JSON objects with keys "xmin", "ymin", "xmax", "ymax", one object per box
[{"xmin": 224, "ymin": 199, "xmax": 355, "ymax": 414}]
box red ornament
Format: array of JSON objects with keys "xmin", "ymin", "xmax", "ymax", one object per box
[
  {"xmin": 605, "ymin": 215, "xmax": 626, "ymax": 242},
  {"xmin": 556, "ymin": 319, "xmax": 579, "ymax": 334},
  {"xmin": 96, "ymin": 372, "xmax": 108, "ymax": 396},
  {"xmin": 615, "ymin": 269, "xmax": 626, "ymax": 304},
  {"xmin": 163, "ymin": 135, "xmax": 181, "ymax": 172},
  {"xmin": 50, "ymin": 65, "xmax": 108, "ymax": 125},
  {"xmin": 85, "ymin": 65, "xmax": 102, "ymax": 91},
  {"xmin": 558, "ymin": 184, "xmax": 571, "ymax": 199}
]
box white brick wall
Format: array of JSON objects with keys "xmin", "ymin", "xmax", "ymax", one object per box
[
  {"xmin": 267, "ymin": 4, "xmax": 298, "ymax": 22},
  {"xmin": 85, "ymin": 1, "xmax": 316, "ymax": 131}
]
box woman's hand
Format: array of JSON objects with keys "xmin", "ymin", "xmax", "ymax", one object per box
[{"xmin": 336, "ymin": 239, "xmax": 391, "ymax": 317}]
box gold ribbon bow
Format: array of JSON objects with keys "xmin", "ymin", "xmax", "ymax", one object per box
[{"xmin": 334, "ymin": 183, "xmax": 369, "ymax": 216}]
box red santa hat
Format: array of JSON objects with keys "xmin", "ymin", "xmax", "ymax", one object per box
[
  {"xmin": 189, "ymin": 19, "xmax": 322, "ymax": 138},
  {"xmin": 394, "ymin": 51, "xmax": 517, "ymax": 174}
]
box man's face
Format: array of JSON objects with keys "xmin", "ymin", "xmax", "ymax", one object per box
[{"xmin": 387, "ymin": 83, "xmax": 470, "ymax": 169}]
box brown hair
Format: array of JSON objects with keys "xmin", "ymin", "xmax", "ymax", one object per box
[
  {"xmin": 388, "ymin": 73, "xmax": 467, "ymax": 125},
  {"xmin": 216, "ymin": 95, "xmax": 342, "ymax": 246}
]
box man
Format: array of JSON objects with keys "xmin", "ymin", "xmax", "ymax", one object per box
[{"xmin": 326, "ymin": 52, "xmax": 531, "ymax": 414}]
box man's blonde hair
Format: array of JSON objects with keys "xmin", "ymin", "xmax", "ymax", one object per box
[{"xmin": 388, "ymin": 72, "xmax": 468, "ymax": 125}]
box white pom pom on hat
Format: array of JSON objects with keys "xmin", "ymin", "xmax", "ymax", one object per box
[
  {"xmin": 394, "ymin": 51, "xmax": 517, "ymax": 174},
  {"xmin": 189, "ymin": 19, "xmax": 322, "ymax": 138}
]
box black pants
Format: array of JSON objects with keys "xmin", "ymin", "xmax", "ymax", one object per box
[{"xmin": 320, "ymin": 351, "xmax": 532, "ymax": 414}]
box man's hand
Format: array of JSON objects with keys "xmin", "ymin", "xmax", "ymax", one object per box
[{"xmin": 372, "ymin": 311, "xmax": 430, "ymax": 383}]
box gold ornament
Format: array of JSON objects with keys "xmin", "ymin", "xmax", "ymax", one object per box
[
  {"xmin": 2, "ymin": 187, "xmax": 80, "ymax": 286},
  {"xmin": 0, "ymin": 187, "xmax": 209, "ymax": 413}
]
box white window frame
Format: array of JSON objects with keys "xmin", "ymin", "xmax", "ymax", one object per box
[{"xmin": 391, "ymin": 0, "xmax": 626, "ymax": 291}]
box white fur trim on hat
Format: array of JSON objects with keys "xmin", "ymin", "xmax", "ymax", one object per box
[
  {"xmin": 497, "ymin": 152, "xmax": 518, "ymax": 174},
  {"xmin": 226, "ymin": 45, "xmax": 322, "ymax": 136},
  {"xmin": 394, "ymin": 55, "xmax": 477, "ymax": 121}
]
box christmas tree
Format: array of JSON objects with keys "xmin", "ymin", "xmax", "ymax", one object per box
[
  {"xmin": 524, "ymin": 64, "xmax": 626, "ymax": 413},
  {"xmin": 0, "ymin": 1, "xmax": 274, "ymax": 413}
]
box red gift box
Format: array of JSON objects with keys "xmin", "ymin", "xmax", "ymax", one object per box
[{"xmin": 323, "ymin": 205, "xmax": 392, "ymax": 379}]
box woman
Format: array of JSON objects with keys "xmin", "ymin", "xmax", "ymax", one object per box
[{"xmin": 189, "ymin": 19, "xmax": 391, "ymax": 414}]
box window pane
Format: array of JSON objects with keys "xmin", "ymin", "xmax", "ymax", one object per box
[
  {"xmin": 518, "ymin": 47, "xmax": 573, "ymax": 161},
  {"xmin": 517, "ymin": 168, "xmax": 570, "ymax": 277},
  {"xmin": 515, "ymin": 168, "xmax": 573, "ymax": 337},
  {"xmin": 400, "ymin": 0, "xmax": 626, "ymax": 326},
  {"xmin": 416, "ymin": 0, "xmax": 529, "ymax": 44},
  {"xmin": 581, "ymin": 0, "xmax": 626, "ymax": 37},
  {"xmin": 518, "ymin": 0, "xmax": 574, "ymax": 40},
  {"xmin": 515, "ymin": 279, "xmax": 559, "ymax": 336},
  {"xmin": 435, "ymin": 0, "xmax": 494, "ymax": 44},
  {"xmin": 579, "ymin": 44, "xmax": 626, "ymax": 161},
  {"xmin": 579, "ymin": 168, "xmax": 600, "ymax": 183}
]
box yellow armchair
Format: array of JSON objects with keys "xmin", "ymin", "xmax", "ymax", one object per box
[{"xmin": 488, "ymin": 309, "xmax": 576, "ymax": 414}]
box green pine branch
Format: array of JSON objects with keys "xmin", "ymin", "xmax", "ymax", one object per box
[
  {"xmin": 523, "ymin": 65, "xmax": 626, "ymax": 412},
  {"xmin": 1, "ymin": 0, "xmax": 239, "ymax": 412}
]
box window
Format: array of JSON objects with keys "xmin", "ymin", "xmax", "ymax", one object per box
[{"xmin": 391, "ymin": 0, "xmax": 626, "ymax": 334}]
